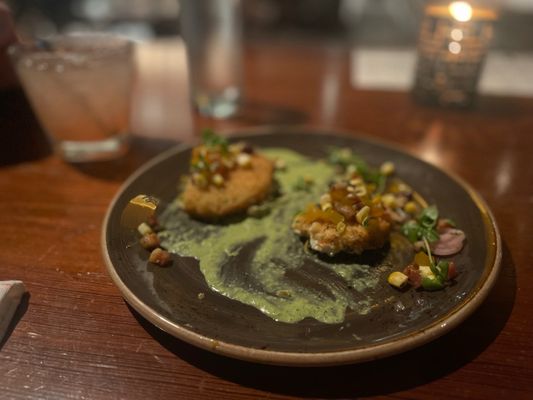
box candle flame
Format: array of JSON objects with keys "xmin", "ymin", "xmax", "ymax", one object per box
[{"xmin": 449, "ymin": 1, "xmax": 473, "ymax": 22}]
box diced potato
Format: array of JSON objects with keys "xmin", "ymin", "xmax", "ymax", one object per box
[
  {"xmin": 419, "ymin": 265, "xmax": 435, "ymax": 279},
  {"xmin": 148, "ymin": 248, "xmax": 172, "ymax": 266},
  {"xmin": 137, "ymin": 222, "xmax": 153, "ymax": 236},
  {"xmin": 139, "ymin": 233, "xmax": 160, "ymax": 250}
]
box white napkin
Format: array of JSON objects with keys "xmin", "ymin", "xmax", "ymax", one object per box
[{"xmin": 0, "ymin": 280, "xmax": 26, "ymax": 342}]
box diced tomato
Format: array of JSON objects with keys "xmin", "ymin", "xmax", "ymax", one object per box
[
  {"xmin": 447, "ymin": 261, "xmax": 458, "ymax": 280},
  {"xmin": 403, "ymin": 263, "xmax": 422, "ymax": 288}
]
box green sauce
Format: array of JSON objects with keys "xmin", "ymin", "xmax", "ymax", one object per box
[{"xmin": 159, "ymin": 148, "xmax": 400, "ymax": 324}]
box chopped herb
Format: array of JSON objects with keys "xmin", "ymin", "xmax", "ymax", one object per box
[
  {"xmin": 435, "ymin": 260, "xmax": 449, "ymax": 282},
  {"xmin": 401, "ymin": 220, "xmax": 420, "ymax": 242},
  {"xmin": 419, "ymin": 205, "xmax": 438, "ymax": 228},
  {"xmin": 202, "ymin": 128, "xmax": 228, "ymax": 151},
  {"xmin": 327, "ymin": 147, "xmax": 387, "ymax": 193},
  {"xmin": 401, "ymin": 205, "xmax": 440, "ymax": 243},
  {"xmin": 292, "ymin": 176, "xmax": 313, "ymax": 192},
  {"xmin": 420, "ymin": 238, "xmax": 447, "ymax": 290}
]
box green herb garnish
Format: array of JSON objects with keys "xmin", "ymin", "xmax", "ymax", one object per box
[
  {"xmin": 292, "ymin": 176, "xmax": 314, "ymax": 192},
  {"xmin": 419, "ymin": 236, "xmax": 447, "ymax": 291},
  {"xmin": 401, "ymin": 205, "xmax": 440, "ymax": 243},
  {"xmin": 202, "ymin": 128, "xmax": 228, "ymax": 152},
  {"xmin": 327, "ymin": 148, "xmax": 387, "ymax": 193}
]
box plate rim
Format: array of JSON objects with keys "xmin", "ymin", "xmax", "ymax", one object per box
[{"xmin": 101, "ymin": 127, "xmax": 502, "ymax": 366}]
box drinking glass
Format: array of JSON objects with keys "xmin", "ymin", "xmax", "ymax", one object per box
[
  {"xmin": 9, "ymin": 33, "xmax": 135, "ymax": 162},
  {"xmin": 180, "ymin": 0, "xmax": 244, "ymax": 119}
]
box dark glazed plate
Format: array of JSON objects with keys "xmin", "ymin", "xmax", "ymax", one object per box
[{"xmin": 102, "ymin": 128, "xmax": 501, "ymax": 366}]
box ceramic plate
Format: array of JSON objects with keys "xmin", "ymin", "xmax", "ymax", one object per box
[{"xmin": 102, "ymin": 128, "xmax": 501, "ymax": 366}]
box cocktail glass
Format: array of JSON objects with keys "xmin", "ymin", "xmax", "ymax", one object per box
[{"xmin": 9, "ymin": 33, "xmax": 135, "ymax": 162}]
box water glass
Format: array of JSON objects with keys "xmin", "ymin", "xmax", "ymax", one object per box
[{"xmin": 180, "ymin": 0, "xmax": 244, "ymax": 119}]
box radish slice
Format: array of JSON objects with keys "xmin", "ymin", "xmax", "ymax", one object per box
[{"xmin": 431, "ymin": 228, "xmax": 466, "ymax": 256}]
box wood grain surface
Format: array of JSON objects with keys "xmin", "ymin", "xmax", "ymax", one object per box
[{"xmin": 0, "ymin": 40, "xmax": 532, "ymax": 400}]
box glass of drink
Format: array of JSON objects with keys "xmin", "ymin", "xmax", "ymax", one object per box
[
  {"xmin": 180, "ymin": 0, "xmax": 244, "ymax": 119},
  {"xmin": 9, "ymin": 33, "xmax": 135, "ymax": 162}
]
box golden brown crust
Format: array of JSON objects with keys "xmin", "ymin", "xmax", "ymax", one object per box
[
  {"xmin": 292, "ymin": 215, "xmax": 391, "ymax": 255},
  {"xmin": 182, "ymin": 154, "xmax": 274, "ymax": 219}
]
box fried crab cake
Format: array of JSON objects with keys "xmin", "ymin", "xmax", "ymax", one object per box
[
  {"xmin": 292, "ymin": 180, "xmax": 391, "ymax": 255},
  {"xmin": 181, "ymin": 130, "xmax": 274, "ymax": 220},
  {"xmin": 182, "ymin": 153, "xmax": 274, "ymax": 219},
  {"xmin": 293, "ymin": 212, "xmax": 391, "ymax": 255}
]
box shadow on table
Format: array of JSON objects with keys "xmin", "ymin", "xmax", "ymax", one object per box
[
  {"xmin": 0, "ymin": 88, "xmax": 52, "ymax": 167},
  {"xmin": 0, "ymin": 88, "xmax": 179, "ymax": 180},
  {"xmin": 133, "ymin": 241, "xmax": 515, "ymax": 398},
  {"xmin": 0, "ymin": 292, "xmax": 30, "ymax": 351},
  {"xmin": 71, "ymin": 136, "xmax": 180, "ymax": 182}
]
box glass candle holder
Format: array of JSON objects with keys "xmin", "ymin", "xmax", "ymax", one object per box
[{"xmin": 413, "ymin": 1, "xmax": 497, "ymax": 107}]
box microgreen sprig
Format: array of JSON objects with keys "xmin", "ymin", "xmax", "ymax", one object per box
[
  {"xmin": 421, "ymin": 237, "xmax": 449, "ymax": 291},
  {"xmin": 327, "ymin": 148, "xmax": 387, "ymax": 193},
  {"xmin": 401, "ymin": 205, "xmax": 440, "ymax": 243},
  {"xmin": 202, "ymin": 128, "xmax": 228, "ymax": 152}
]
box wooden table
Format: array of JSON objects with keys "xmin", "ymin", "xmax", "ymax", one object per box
[{"xmin": 1, "ymin": 40, "xmax": 532, "ymax": 399}]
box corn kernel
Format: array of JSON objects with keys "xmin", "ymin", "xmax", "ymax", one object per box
[
  {"xmin": 354, "ymin": 186, "xmax": 367, "ymax": 197},
  {"xmin": 387, "ymin": 271, "xmax": 408, "ymax": 288},
  {"xmin": 137, "ymin": 222, "xmax": 153, "ymax": 236},
  {"xmin": 336, "ymin": 221, "xmax": 346, "ymax": 233},
  {"xmin": 356, "ymin": 205, "xmax": 370, "ymax": 224},
  {"xmin": 192, "ymin": 173, "xmax": 207, "ymax": 188},
  {"xmin": 319, "ymin": 193, "xmax": 332, "ymax": 205},
  {"xmin": 346, "ymin": 165, "xmax": 357, "ymax": 175},
  {"xmin": 397, "ymin": 182, "xmax": 411, "ymax": 193},
  {"xmin": 380, "ymin": 161, "xmax": 395, "ymax": 176},
  {"xmin": 321, "ymin": 202, "xmax": 332, "ymax": 211},
  {"xmin": 212, "ymin": 173, "xmax": 224, "ymax": 186},
  {"xmin": 236, "ymin": 153, "xmax": 252, "ymax": 167},
  {"xmin": 404, "ymin": 201, "xmax": 418, "ymax": 214},
  {"xmin": 349, "ymin": 178, "xmax": 363, "ymax": 186},
  {"xmin": 381, "ymin": 193, "xmax": 397, "ymax": 208}
]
